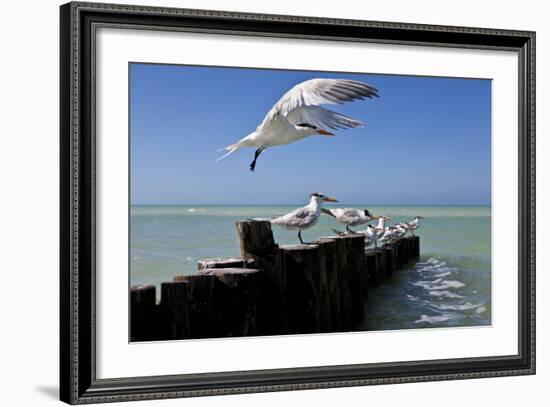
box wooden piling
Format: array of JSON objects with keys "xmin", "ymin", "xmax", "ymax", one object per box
[
  {"xmin": 394, "ymin": 241, "xmax": 404, "ymax": 269},
  {"xmin": 198, "ymin": 257, "xmax": 256, "ymax": 270},
  {"xmin": 172, "ymin": 257, "xmax": 255, "ymax": 282},
  {"xmin": 236, "ymin": 220, "xmax": 286, "ymax": 335},
  {"xmin": 199, "ymin": 268, "xmax": 261, "ymax": 337},
  {"xmin": 282, "ymin": 244, "xmax": 325, "ymax": 334},
  {"xmin": 178, "ymin": 274, "xmax": 220, "ymax": 338},
  {"xmin": 411, "ymin": 236, "xmax": 420, "ymax": 258},
  {"xmin": 130, "ymin": 284, "xmax": 158, "ymax": 341},
  {"xmin": 333, "ymin": 234, "xmax": 366, "ymax": 325},
  {"xmin": 365, "ymin": 251, "xmax": 380, "ymax": 287},
  {"xmin": 373, "ymin": 249, "xmax": 387, "ymax": 283},
  {"xmin": 160, "ymin": 281, "xmax": 189, "ymax": 340},
  {"xmin": 383, "ymin": 246, "xmax": 395, "ymax": 279},
  {"xmin": 317, "ymin": 237, "xmax": 345, "ymax": 331}
]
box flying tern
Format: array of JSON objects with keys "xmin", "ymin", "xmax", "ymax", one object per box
[{"xmin": 217, "ymin": 78, "xmax": 379, "ymax": 171}]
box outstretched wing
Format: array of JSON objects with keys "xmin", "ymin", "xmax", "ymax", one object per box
[
  {"xmin": 258, "ymin": 78, "xmax": 378, "ymax": 131},
  {"xmin": 287, "ymin": 105, "xmax": 363, "ymax": 130}
]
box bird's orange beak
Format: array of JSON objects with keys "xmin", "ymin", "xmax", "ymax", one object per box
[
  {"xmin": 317, "ymin": 129, "xmax": 335, "ymax": 136},
  {"xmin": 323, "ymin": 196, "xmax": 339, "ymax": 202}
]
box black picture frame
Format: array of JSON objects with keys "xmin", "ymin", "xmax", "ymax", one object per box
[{"xmin": 60, "ymin": 1, "xmax": 536, "ymax": 404}]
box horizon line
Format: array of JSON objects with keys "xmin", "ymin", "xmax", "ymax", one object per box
[{"xmin": 130, "ymin": 203, "xmax": 491, "ymax": 207}]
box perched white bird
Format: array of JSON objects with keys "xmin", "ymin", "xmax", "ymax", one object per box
[
  {"xmin": 374, "ymin": 216, "xmax": 391, "ymax": 235},
  {"xmin": 393, "ymin": 224, "xmax": 409, "ymax": 240},
  {"xmin": 406, "ymin": 216, "xmax": 424, "ymax": 236},
  {"xmin": 379, "ymin": 226, "xmax": 400, "ymax": 245},
  {"xmin": 358, "ymin": 224, "xmax": 378, "ymax": 247},
  {"xmin": 370, "ymin": 215, "xmax": 392, "ymax": 246},
  {"xmin": 322, "ymin": 207, "xmax": 378, "ymax": 233},
  {"xmin": 269, "ymin": 193, "xmax": 338, "ymax": 243},
  {"xmin": 217, "ymin": 78, "xmax": 379, "ymax": 171}
]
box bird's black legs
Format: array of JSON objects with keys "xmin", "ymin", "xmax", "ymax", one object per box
[
  {"xmin": 346, "ymin": 225, "xmax": 357, "ymax": 234},
  {"xmin": 250, "ymin": 148, "xmax": 263, "ymax": 172},
  {"xmin": 298, "ymin": 230, "xmax": 317, "ymax": 245}
]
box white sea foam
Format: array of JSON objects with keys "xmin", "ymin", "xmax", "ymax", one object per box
[
  {"xmin": 476, "ymin": 306, "xmax": 487, "ymax": 314},
  {"xmin": 414, "ymin": 314, "xmax": 454, "ymax": 324},
  {"xmin": 411, "ymin": 280, "xmax": 465, "ymax": 291},
  {"xmin": 430, "ymin": 302, "xmax": 483, "ymax": 311},
  {"xmin": 428, "ymin": 290, "xmax": 465, "ymax": 299},
  {"xmin": 442, "ymin": 280, "xmax": 466, "ymax": 289}
]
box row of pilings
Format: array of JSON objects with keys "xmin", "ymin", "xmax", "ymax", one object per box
[{"xmin": 131, "ymin": 220, "xmax": 420, "ymax": 341}]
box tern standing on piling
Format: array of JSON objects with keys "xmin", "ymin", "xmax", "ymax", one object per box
[
  {"xmin": 359, "ymin": 224, "xmax": 378, "ymax": 247},
  {"xmin": 374, "ymin": 215, "xmax": 391, "ymax": 234},
  {"xmin": 406, "ymin": 216, "xmax": 424, "ymax": 236},
  {"xmin": 379, "ymin": 226, "xmax": 400, "ymax": 245},
  {"xmin": 269, "ymin": 193, "xmax": 338, "ymax": 244},
  {"xmin": 217, "ymin": 78, "xmax": 379, "ymax": 171},
  {"xmin": 322, "ymin": 207, "xmax": 378, "ymax": 233}
]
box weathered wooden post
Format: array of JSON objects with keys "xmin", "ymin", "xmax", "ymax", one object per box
[
  {"xmin": 383, "ymin": 246, "xmax": 395, "ymax": 279},
  {"xmin": 394, "ymin": 240, "xmax": 404, "ymax": 269},
  {"xmin": 198, "ymin": 257, "xmax": 256, "ymax": 270},
  {"xmin": 160, "ymin": 281, "xmax": 189, "ymax": 340},
  {"xmin": 365, "ymin": 250, "xmax": 380, "ymax": 287},
  {"xmin": 339, "ymin": 234, "xmax": 366, "ymax": 325},
  {"xmin": 130, "ymin": 284, "xmax": 158, "ymax": 341},
  {"xmin": 236, "ymin": 220, "xmax": 286, "ymax": 335},
  {"xmin": 318, "ymin": 237, "xmax": 344, "ymax": 331},
  {"xmin": 176, "ymin": 274, "xmax": 219, "ymax": 338},
  {"xmin": 411, "ymin": 235, "xmax": 420, "ymax": 258},
  {"xmin": 373, "ymin": 249, "xmax": 387, "ymax": 283},
  {"xmin": 400, "ymin": 237, "xmax": 412, "ymax": 266},
  {"xmin": 320, "ymin": 236, "xmax": 356, "ymax": 331},
  {"xmin": 282, "ymin": 243, "xmax": 324, "ymax": 334},
  {"xmin": 199, "ymin": 268, "xmax": 261, "ymax": 337}
]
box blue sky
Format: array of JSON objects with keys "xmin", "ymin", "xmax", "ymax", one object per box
[{"xmin": 130, "ymin": 63, "xmax": 491, "ymax": 205}]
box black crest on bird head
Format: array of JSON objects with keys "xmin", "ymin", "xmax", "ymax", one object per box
[
  {"xmin": 311, "ymin": 192, "xmax": 324, "ymax": 198},
  {"xmin": 364, "ymin": 209, "xmax": 372, "ymax": 217}
]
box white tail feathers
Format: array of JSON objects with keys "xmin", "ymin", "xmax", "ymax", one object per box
[
  {"xmin": 215, "ymin": 134, "xmax": 254, "ymax": 162},
  {"xmin": 215, "ymin": 145, "xmax": 239, "ymax": 162}
]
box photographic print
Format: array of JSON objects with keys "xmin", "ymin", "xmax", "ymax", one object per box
[
  {"xmin": 61, "ymin": 4, "xmax": 535, "ymax": 402},
  {"xmin": 129, "ymin": 63, "xmax": 492, "ymax": 341}
]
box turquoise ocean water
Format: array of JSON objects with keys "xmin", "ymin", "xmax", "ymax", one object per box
[{"xmin": 130, "ymin": 205, "xmax": 491, "ymax": 331}]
